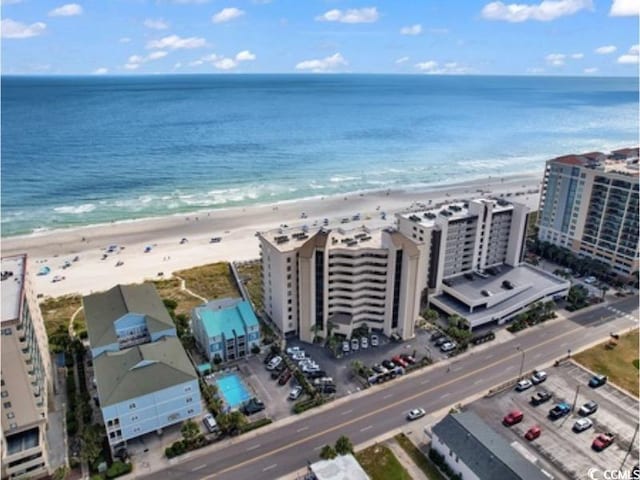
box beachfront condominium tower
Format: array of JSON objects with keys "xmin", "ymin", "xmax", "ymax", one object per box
[
  {"xmin": 259, "ymin": 226, "xmax": 426, "ymax": 343},
  {"xmin": 1, "ymin": 255, "xmax": 54, "ymax": 480},
  {"xmin": 538, "ymin": 148, "xmax": 639, "ymax": 277}
]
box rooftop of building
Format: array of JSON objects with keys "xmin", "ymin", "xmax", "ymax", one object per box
[
  {"xmin": 1, "ymin": 254, "xmax": 26, "ymax": 324},
  {"xmin": 432, "ymin": 410, "xmax": 548, "ymax": 480},
  {"xmin": 550, "ymin": 148, "xmax": 639, "ymax": 177},
  {"xmin": 93, "ymin": 335, "xmax": 197, "ymax": 407},
  {"xmin": 83, "ymin": 284, "xmax": 175, "ymax": 349},
  {"xmin": 432, "ymin": 264, "xmax": 569, "ymax": 327},
  {"xmin": 309, "ymin": 453, "xmax": 370, "ymax": 480},
  {"xmin": 193, "ymin": 298, "xmax": 259, "ymax": 339},
  {"xmin": 397, "ymin": 197, "xmax": 515, "ymax": 228}
]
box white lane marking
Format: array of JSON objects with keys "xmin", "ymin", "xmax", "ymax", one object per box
[
  {"xmin": 452, "ymin": 366, "xmax": 463, "ymax": 372},
  {"xmin": 263, "ymin": 464, "xmax": 277, "ymax": 472},
  {"xmin": 341, "ymin": 409, "xmax": 353, "ymax": 416},
  {"xmin": 484, "ymin": 354, "xmax": 494, "ymax": 359},
  {"xmin": 361, "ymin": 425, "xmax": 373, "ymax": 432},
  {"xmin": 560, "ymin": 342, "xmax": 569, "ymax": 348},
  {"xmin": 441, "ymin": 393, "xmax": 451, "ymax": 399},
  {"xmin": 420, "ymin": 379, "xmax": 429, "ymax": 385},
  {"xmin": 314, "ymin": 445, "xmax": 323, "ymax": 451},
  {"xmin": 383, "ymin": 393, "xmax": 393, "ymax": 399},
  {"xmin": 297, "ymin": 426, "xmax": 309, "ymax": 432},
  {"xmin": 191, "ymin": 465, "xmax": 207, "ymax": 472},
  {"xmin": 247, "ymin": 444, "xmax": 261, "ymax": 451},
  {"xmin": 474, "ymin": 379, "xmax": 484, "ymax": 385},
  {"xmin": 532, "ymin": 353, "xmax": 542, "ymax": 359}
]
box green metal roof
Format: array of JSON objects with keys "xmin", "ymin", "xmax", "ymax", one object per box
[{"xmin": 94, "ymin": 336, "xmax": 197, "ymax": 407}]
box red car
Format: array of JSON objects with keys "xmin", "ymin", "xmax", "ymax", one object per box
[
  {"xmin": 525, "ymin": 426, "xmax": 541, "ymax": 441},
  {"xmin": 392, "ymin": 356, "xmax": 408, "ymax": 368},
  {"xmin": 592, "ymin": 433, "xmax": 615, "ymax": 451},
  {"xmin": 503, "ymin": 410, "xmax": 524, "ymax": 426}
]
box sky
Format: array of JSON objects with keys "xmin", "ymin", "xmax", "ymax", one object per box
[{"xmin": 1, "ymin": 0, "xmax": 638, "ymax": 75}]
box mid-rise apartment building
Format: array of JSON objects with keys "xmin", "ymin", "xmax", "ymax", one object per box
[
  {"xmin": 192, "ymin": 298, "xmax": 261, "ymax": 363},
  {"xmin": 83, "ymin": 284, "xmax": 201, "ymax": 453},
  {"xmin": 538, "ymin": 148, "xmax": 639, "ymax": 277},
  {"xmin": 1, "ymin": 255, "xmax": 53, "ymax": 480},
  {"xmin": 259, "ymin": 226, "xmax": 426, "ymax": 343}
]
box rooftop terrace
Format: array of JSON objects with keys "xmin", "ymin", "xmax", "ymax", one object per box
[
  {"xmin": 552, "ymin": 148, "xmax": 639, "ymax": 177},
  {"xmin": 398, "ymin": 197, "xmax": 514, "ymax": 228},
  {"xmin": 1, "ymin": 254, "xmax": 26, "ymax": 324}
]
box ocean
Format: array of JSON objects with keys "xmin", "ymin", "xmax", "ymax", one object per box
[{"xmin": 1, "ymin": 74, "xmax": 637, "ymax": 237}]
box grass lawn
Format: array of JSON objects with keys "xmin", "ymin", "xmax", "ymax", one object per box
[
  {"xmin": 174, "ymin": 262, "xmax": 240, "ymax": 302},
  {"xmin": 356, "ymin": 444, "xmax": 412, "ymax": 480},
  {"xmin": 574, "ymin": 329, "xmax": 639, "ymax": 397},
  {"xmin": 235, "ymin": 261, "xmax": 263, "ymax": 312},
  {"xmin": 152, "ymin": 278, "xmax": 205, "ymax": 317},
  {"xmin": 40, "ymin": 294, "xmax": 84, "ymax": 338},
  {"xmin": 394, "ymin": 434, "xmax": 446, "ymax": 480}
]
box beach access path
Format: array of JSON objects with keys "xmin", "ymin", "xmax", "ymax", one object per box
[{"xmin": 2, "ymin": 173, "xmax": 542, "ymax": 298}]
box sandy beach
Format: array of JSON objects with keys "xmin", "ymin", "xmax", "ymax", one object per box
[{"xmin": 1, "ymin": 174, "xmax": 543, "ymax": 299}]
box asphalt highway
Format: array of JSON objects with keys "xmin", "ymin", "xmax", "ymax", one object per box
[{"xmin": 141, "ymin": 296, "xmax": 639, "ymax": 480}]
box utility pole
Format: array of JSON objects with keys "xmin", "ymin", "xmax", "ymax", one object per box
[
  {"xmin": 571, "ymin": 385, "xmax": 580, "ymax": 413},
  {"xmin": 620, "ymin": 422, "xmax": 639, "ymax": 470}
]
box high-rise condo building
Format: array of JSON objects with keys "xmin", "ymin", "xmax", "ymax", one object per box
[
  {"xmin": 538, "ymin": 148, "xmax": 639, "ymax": 277},
  {"xmin": 1, "ymin": 255, "xmax": 53, "ymax": 480}
]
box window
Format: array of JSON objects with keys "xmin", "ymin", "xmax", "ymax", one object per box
[
  {"xmin": 184, "ymin": 386, "xmax": 192, "ymax": 392},
  {"xmin": 187, "ymin": 409, "xmax": 194, "ymax": 415},
  {"xmin": 3, "ymin": 402, "xmax": 11, "ymax": 409},
  {"xmin": 131, "ymin": 415, "xmax": 138, "ymax": 421},
  {"xmin": 1, "ymin": 391, "xmax": 7, "ymax": 398},
  {"xmin": 186, "ymin": 397, "xmax": 193, "ymax": 403},
  {"xmin": 2, "ymin": 328, "xmax": 11, "ymax": 336},
  {"xmin": 287, "ymin": 257, "xmax": 291, "ymax": 263},
  {"xmin": 129, "ymin": 403, "xmax": 137, "ymax": 409},
  {"xmin": 7, "ymin": 412, "xmax": 15, "ymax": 419}
]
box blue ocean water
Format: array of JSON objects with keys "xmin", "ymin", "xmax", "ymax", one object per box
[{"xmin": 1, "ymin": 74, "xmax": 638, "ymax": 237}]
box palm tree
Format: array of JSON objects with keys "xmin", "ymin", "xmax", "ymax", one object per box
[
  {"xmin": 350, "ymin": 360, "xmax": 364, "ymax": 378},
  {"xmin": 335, "ymin": 435, "xmax": 354, "ymax": 455},
  {"xmin": 320, "ymin": 444, "xmax": 337, "ymax": 460}
]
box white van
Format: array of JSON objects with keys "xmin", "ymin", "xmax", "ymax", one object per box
[
  {"xmin": 267, "ymin": 356, "xmax": 282, "ymax": 370},
  {"xmin": 203, "ymin": 414, "xmax": 218, "ymax": 433}
]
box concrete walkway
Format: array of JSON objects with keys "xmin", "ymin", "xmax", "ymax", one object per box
[
  {"xmin": 385, "ymin": 438, "xmax": 430, "ymax": 480},
  {"xmin": 175, "ymin": 275, "xmax": 208, "ymax": 303},
  {"xmin": 68, "ymin": 306, "xmax": 83, "ymax": 337}
]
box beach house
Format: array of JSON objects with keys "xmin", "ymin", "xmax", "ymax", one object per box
[
  {"xmin": 192, "ymin": 298, "xmax": 261, "ymax": 363},
  {"xmin": 83, "ymin": 284, "xmax": 201, "ymax": 453},
  {"xmin": 1, "ymin": 255, "xmax": 54, "ymax": 480}
]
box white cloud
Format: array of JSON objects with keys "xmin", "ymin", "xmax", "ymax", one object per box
[
  {"xmin": 215, "ymin": 58, "xmax": 237, "ymax": 70},
  {"xmin": 595, "ymin": 45, "xmax": 617, "ymax": 54},
  {"xmin": 48, "ymin": 3, "xmax": 83, "ymax": 17},
  {"xmin": 119, "ymin": 37, "xmax": 131, "ymax": 43},
  {"xmin": 481, "ymin": 0, "xmax": 592, "ymax": 22},
  {"xmin": 296, "ymin": 52, "xmax": 348, "ymax": 73},
  {"xmin": 124, "ymin": 51, "xmax": 168, "ymax": 70},
  {"xmin": 146, "ymin": 35, "xmax": 206, "ymax": 50},
  {"xmin": 235, "ymin": 50, "xmax": 256, "ymax": 61},
  {"xmin": 414, "ymin": 60, "xmax": 470, "ymax": 74},
  {"xmin": 147, "ymin": 51, "xmax": 169, "ymax": 60},
  {"xmin": 400, "ymin": 24, "xmax": 422, "ymax": 35},
  {"xmin": 395, "ymin": 56, "xmax": 410, "ymax": 64},
  {"xmin": 610, "ymin": 0, "xmax": 639, "ymax": 16},
  {"xmin": 124, "ymin": 63, "xmax": 140, "ymax": 70},
  {"xmin": 144, "ymin": 18, "xmax": 169, "ymax": 30},
  {"xmin": 1, "ymin": 18, "xmax": 46, "ymax": 38},
  {"xmin": 174, "ymin": 62, "xmax": 183, "ymax": 69},
  {"xmin": 545, "ymin": 53, "xmax": 566, "ymax": 66},
  {"xmin": 617, "ymin": 44, "xmax": 639, "ymax": 64},
  {"xmin": 571, "ymin": 52, "xmax": 584, "ymax": 59},
  {"xmin": 315, "ymin": 7, "xmax": 379, "ymax": 24},
  {"xmin": 93, "ymin": 67, "xmax": 108, "ymax": 75},
  {"xmin": 583, "ymin": 67, "xmax": 598, "ymax": 73},
  {"xmin": 429, "ymin": 27, "xmax": 450, "ymax": 34},
  {"xmin": 212, "ymin": 7, "xmax": 245, "ymax": 24}
]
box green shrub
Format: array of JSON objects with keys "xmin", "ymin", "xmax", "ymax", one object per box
[
  {"xmin": 105, "ymin": 461, "xmax": 132, "ymax": 479},
  {"xmin": 293, "ymin": 397, "xmax": 324, "ymax": 414},
  {"xmin": 251, "ymin": 345, "xmax": 261, "ymax": 354},
  {"xmin": 239, "ymin": 418, "xmax": 272, "ymax": 433},
  {"xmin": 90, "ymin": 475, "xmax": 105, "ymax": 480}
]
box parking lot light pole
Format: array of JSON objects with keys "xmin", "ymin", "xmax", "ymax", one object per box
[{"xmin": 517, "ymin": 347, "xmax": 526, "ymax": 380}]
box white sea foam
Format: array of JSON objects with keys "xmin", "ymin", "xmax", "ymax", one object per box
[{"xmin": 53, "ymin": 203, "xmax": 96, "ymax": 214}]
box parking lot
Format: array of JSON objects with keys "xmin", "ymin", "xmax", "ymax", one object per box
[{"xmin": 468, "ymin": 361, "xmax": 639, "ymax": 480}]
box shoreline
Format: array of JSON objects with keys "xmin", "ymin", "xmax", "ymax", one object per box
[{"xmin": 1, "ymin": 173, "xmax": 543, "ymax": 299}]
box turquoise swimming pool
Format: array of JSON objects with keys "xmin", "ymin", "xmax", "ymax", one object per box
[{"xmin": 217, "ymin": 373, "xmax": 251, "ymax": 408}]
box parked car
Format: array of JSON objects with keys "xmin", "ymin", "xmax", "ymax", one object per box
[
  {"xmin": 434, "ymin": 337, "xmax": 450, "ymax": 347},
  {"xmin": 313, "ymin": 377, "xmax": 334, "ymax": 385},
  {"xmin": 548, "ymin": 402, "xmax": 571, "ymax": 420},
  {"xmin": 579, "ymin": 400, "xmax": 598, "ymax": 416},
  {"xmin": 289, "ymin": 386, "xmax": 303, "ymax": 400},
  {"xmin": 286, "ymin": 346, "xmax": 302, "ymax": 355},
  {"xmin": 292, "ymin": 352, "xmax": 306, "ymax": 361},
  {"xmin": 503, "ymin": 410, "xmax": 524, "ymax": 426},
  {"xmin": 203, "ymin": 414, "xmax": 219, "ymax": 433},
  {"xmin": 318, "ymin": 384, "xmax": 337, "ymax": 394},
  {"xmin": 382, "ymin": 360, "xmax": 396, "ymax": 370},
  {"xmin": 305, "ymin": 370, "xmax": 327, "ymax": 379},
  {"xmin": 592, "ymin": 433, "xmax": 615, "ymax": 451},
  {"xmin": 263, "ymin": 352, "xmax": 277, "ymax": 365},
  {"xmin": 278, "ymin": 370, "xmax": 293, "ymax": 385},
  {"xmin": 392, "ymin": 355, "xmax": 408, "ymax": 368},
  {"xmin": 266, "ymin": 356, "xmax": 282, "ymax": 370},
  {"xmin": 430, "ymin": 331, "xmax": 444, "ymax": 341},
  {"xmin": 400, "ymin": 354, "xmax": 416, "ymax": 365},
  {"xmin": 242, "ymin": 398, "xmax": 266, "ymax": 415},
  {"xmin": 371, "ymin": 335, "xmax": 379, "ymax": 347},
  {"xmin": 531, "ymin": 370, "xmax": 547, "ymax": 384},
  {"xmin": 302, "ymin": 364, "xmax": 320, "ymax": 373},
  {"xmin": 530, "ymin": 390, "xmax": 552, "ymax": 406},
  {"xmin": 573, "ymin": 418, "xmax": 593, "ymax": 433},
  {"xmin": 271, "ymin": 366, "xmax": 287, "ymax": 380},
  {"xmin": 524, "ymin": 425, "xmax": 542, "ymax": 441},
  {"xmin": 360, "ymin": 337, "xmax": 369, "ymax": 349},
  {"xmin": 516, "ymin": 379, "xmax": 533, "ymax": 392},
  {"xmin": 351, "ymin": 338, "xmax": 360, "ymax": 351},
  {"xmin": 584, "ymin": 276, "xmax": 597, "ymax": 284},
  {"xmin": 342, "ymin": 341, "xmax": 350, "ymax": 353},
  {"xmin": 440, "ymin": 342, "xmax": 457, "ymax": 353},
  {"xmin": 589, "ymin": 374, "xmax": 607, "ymax": 388},
  {"xmin": 406, "ymin": 408, "xmax": 426, "ymax": 421},
  {"xmin": 372, "ymin": 364, "xmax": 387, "ymax": 374}
]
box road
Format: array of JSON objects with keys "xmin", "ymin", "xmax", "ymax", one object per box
[{"xmin": 141, "ymin": 296, "xmax": 638, "ymax": 480}]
